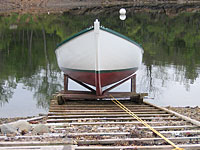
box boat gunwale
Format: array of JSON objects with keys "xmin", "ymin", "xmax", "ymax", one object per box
[
  {"xmin": 56, "ymin": 27, "xmax": 94, "ymax": 49},
  {"xmin": 55, "ymin": 26, "xmax": 143, "ymax": 50},
  {"xmin": 100, "ymin": 27, "xmax": 142, "ymax": 49}
]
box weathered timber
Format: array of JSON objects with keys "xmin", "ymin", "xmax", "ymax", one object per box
[
  {"xmin": 46, "ymin": 117, "xmax": 180, "ymax": 123},
  {"xmin": 145, "ymin": 101, "xmax": 200, "ymax": 127},
  {"xmin": 67, "ymin": 121, "xmax": 183, "ymax": 126},
  {"xmin": 47, "ymin": 97, "xmax": 200, "ymax": 149},
  {"xmin": 75, "ymin": 144, "xmax": 200, "ymax": 150},
  {"xmin": 0, "ymin": 145, "xmax": 76, "ymax": 150},
  {"xmin": 48, "ymin": 108, "xmax": 160, "ymax": 112},
  {"xmin": 160, "ymin": 130, "xmax": 200, "ymax": 134},
  {"xmin": 47, "ymin": 113, "xmax": 172, "ymax": 117},
  {"xmin": 0, "ymin": 141, "xmax": 73, "ymax": 147},
  {"xmin": 76, "ymin": 136, "xmax": 200, "ymax": 145},
  {"xmin": 54, "ymin": 125, "xmax": 197, "ymax": 131},
  {"xmin": 67, "ymin": 132, "xmax": 130, "ymax": 136},
  {"xmin": 48, "ymin": 111, "xmax": 166, "ymax": 115},
  {"xmin": 59, "ymin": 91, "xmax": 147, "ymax": 100}
]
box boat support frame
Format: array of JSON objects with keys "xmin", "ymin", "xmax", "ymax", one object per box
[{"xmin": 56, "ymin": 74, "xmax": 147, "ymax": 105}]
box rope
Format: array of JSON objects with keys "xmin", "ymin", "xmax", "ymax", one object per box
[{"xmin": 110, "ymin": 94, "xmax": 184, "ymax": 150}]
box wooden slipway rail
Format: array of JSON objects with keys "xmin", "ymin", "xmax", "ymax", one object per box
[
  {"xmin": 2, "ymin": 99, "xmax": 200, "ymax": 150},
  {"xmin": 46, "ymin": 99, "xmax": 200, "ymax": 150}
]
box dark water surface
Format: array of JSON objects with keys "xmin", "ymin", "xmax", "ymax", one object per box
[{"xmin": 0, "ymin": 12, "xmax": 200, "ymax": 117}]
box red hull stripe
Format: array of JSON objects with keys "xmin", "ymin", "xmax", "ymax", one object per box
[{"xmin": 61, "ymin": 67, "xmax": 138, "ymax": 87}]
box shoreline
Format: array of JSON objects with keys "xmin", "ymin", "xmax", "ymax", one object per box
[{"xmin": 0, "ymin": 0, "xmax": 200, "ymax": 15}]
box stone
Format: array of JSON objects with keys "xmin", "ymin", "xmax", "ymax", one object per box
[
  {"xmin": 0, "ymin": 124, "xmax": 18, "ymax": 134},
  {"xmin": 32, "ymin": 124, "xmax": 50, "ymax": 135},
  {"xmin": 64, "ymin": 137, "xmax": 77, "ymax": 145},
  {"xmin": 62, "ymin": 145, "xmax": 76, "ymax": 150},
  {"xmin": 64, "ymin": 137, "xmax": 74, "ymax": 144},
  {"xmin": 12, "ymin": 120, "xmax": 32, "ymax": 132}
]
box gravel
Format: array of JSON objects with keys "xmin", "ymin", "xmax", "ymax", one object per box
[{"xmin": 166, "ymin": 106, "xmax": 200, "ymax": 121}]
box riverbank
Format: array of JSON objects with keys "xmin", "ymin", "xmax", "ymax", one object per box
[{"xmin": 0, "ymin": 0, "xmax": 200, "ymax": 15}]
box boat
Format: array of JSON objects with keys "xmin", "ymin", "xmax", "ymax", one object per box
[{"xmin": 55, "ymin": 19, "xmax": 143, "ymax": 96}]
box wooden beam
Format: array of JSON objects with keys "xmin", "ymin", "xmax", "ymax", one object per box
[
  {"xmin": 144, "ymin": 101, "xmax": 200, "ymax": 127},
  {"xmin": 48, "ymin": 111, "xmax": 166, "ymax": 115},
  {"xmin": 64, "ymin": 74, "xmax": 68, "ymax": 93},
  {"xmin": 76, "ymin": 136, "xmax": 200, "ymax": 145},
  {"xmin": 68, "ymin": 121, "xmax": 179, "ymax": 126},
  {"xmin": 1, "ymin": 144, "xmax": 200, "ymax": 150},
  {"xmin": 0, "ymin": 141, "xmax": 73, "ymax": 147},
  {"xmin": 48, "ymin": 108, "xmax": 159, "ymax": 112},
  {"xmin": 46, "ymin": 118, "xmax": 179, "ymax": 123},
  {"xmin": 67, "ymin": 76, "xmax": 96, "ymax": 93},
  {"xmin": 102, "ymin": 74, "xmax": 136, "ymax": 94},
  {"xmin": 54, "ymin": 125, "xmax": 197, "ymax": 131},
  {"xmin": 67, "ymin": 132, "xmax": 130, "ymax": 136},
  {"xmin": 47, "ymin": 114, "xmax": 172, "ymax": 117},
  {"xmin": 61, "ymin": 92, "xmax": 148, "ymax": 100},
  {"xmin": 75, "ymin": 144, "xmax": 200, "ymax": 150},
  {"xmin": 131, "ymin": 74, "xmax": 136, "ymax": 92},
  {"xmin": 49, "ymin": 105, "xmax": 150, "ymax": 107},
  {"xmin": 160, "ymin": 130, "xmax": 200, "ymax": 134},
  {"xmin": 0, "ymin": 146, "xmax": 76, "ymax": 150}
]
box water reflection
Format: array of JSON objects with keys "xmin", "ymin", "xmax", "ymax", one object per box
[{"xmin": 0, "ymin": 12, "xmax": 200, "ymax": 117}]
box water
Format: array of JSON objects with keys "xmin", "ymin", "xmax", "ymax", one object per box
[{"xmin": 0, "ymin": 12, "xmax": 200, "ymax": 117}]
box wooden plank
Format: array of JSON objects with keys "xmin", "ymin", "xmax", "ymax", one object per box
[
  {"xmin": 145, "ymin": 101, "xmax": 200, "ymax": 127},
  {"xmin": 49, "ymin": 108, "xmax": 158, "ymax": 111},
  {"xmin": 54, "ymin": 91, "xmax": 148, "ymax": 97},
  {"xmin": 139, "ymin": 125, "xmax": 199, "ymax": 130},
  {"xmin": 45, "ymin": 121, "xmax": 179, "ymax": 127},
  {"xmin": 68, "ymin": 121, "xmax": 181, "ymax": 126},
  {"xmin": 48, "ymin": 111, "xmax": 166, "ymax": 115},
  {"xmin": 1, "ymin": 144, "xmax": 200, "ymax": 150},
  {"xmin": 47, "ymin": 114, "xmax": 172, "ymax": 117},
  {"xmin": 96, "ymin": 125, "xmax": 198, "ymax": 131},
  {"xmin": 0, "ymin": 141, "xmax": 73, "ymax": 147},
  {"xmin": 48, "ymin": 111, "xmax": 167, "ymax": 116},
  {"xmin": 160, "ymin": 130, "xmax": 200, "ymax": 134},
  {"xmin": 46, "ymin": 117, "xmax": 180, "ymax": 122},
  {"xmin": 45, "ymin": 119, "xmax": 185, "ymax": 127},
  {"xmin": 26, "ymin": 116, "xmax": 46, "ymax": 122},
  {"xmin": 47, "ymin": 116, "xmax": 179, "ymax": 120},
  {"xmin": 67, "ymin": 132, "xmax": 130, "ymax": 136},
  {"xmin": 50, "ymin": 103, "xmax": 153, "ymax": 109},
  {"xmin": 59, "ymin": 92, "xmax": 148, "ymax": 99},
  {"xmin": 0, "ymin": 145, "xmax": 75, "ymax": 150},
  {"xmin": 50, "ymin": 99, "xmax": 146, "ymax": 105},
  {"xmin": 0, "ymin": 133, "xmax": 65, "ymax": 140},
  {"xmin": 54, "ymin": 125, "xmax": 197, "ymax": 131},
  {"xmin": 76, "ymin": 136, "xmax": 200, "ymax": 145},
  {"xmin": 49, "ymin": 107, "xmax": 154, "ymax": 111},
  {"xmin": 75, "ymin": 144, "xmax": 200, "ymax": 150}
]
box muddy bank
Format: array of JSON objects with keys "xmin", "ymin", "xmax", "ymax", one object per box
[{"xmin": 0, "ymin": 0, "xmax": 200, "ymax": 15}]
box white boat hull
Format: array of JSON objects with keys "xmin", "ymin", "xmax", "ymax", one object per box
[{"xmin": 55, "ymin": 20, "xmax": 143, "ymax": 95}]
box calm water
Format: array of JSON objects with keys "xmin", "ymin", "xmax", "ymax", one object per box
[{"xmin": 0, "ymin": 12, "xmax": 200, "ymax": 117}]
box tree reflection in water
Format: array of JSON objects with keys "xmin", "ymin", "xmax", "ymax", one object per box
[{"xmin": 0, "ymin": 12, "xmax": 200, "ymax": 109}]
